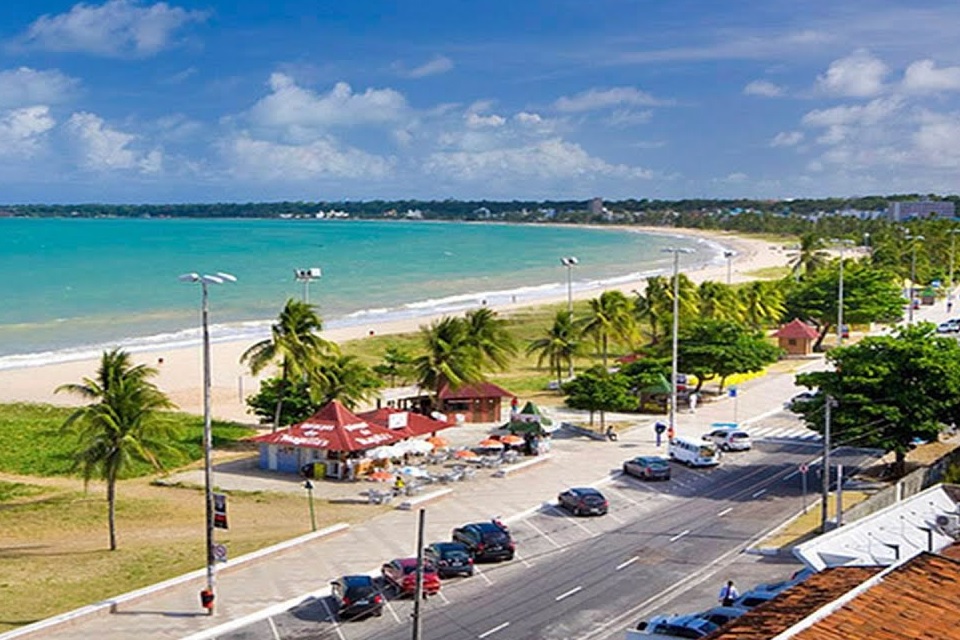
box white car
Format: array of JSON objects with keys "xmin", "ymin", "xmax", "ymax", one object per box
[
  {"xmin": 937, "ymin": 319, "xmax": 960, "ymax": 334},
  {"xmin": 702, "ymin": 428, "xmax": 752, "ymax": 451}
]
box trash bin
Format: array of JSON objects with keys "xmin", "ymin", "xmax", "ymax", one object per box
[{"xmin": 300, "ymin": 462, "xmax": 315, "ymax": 479}]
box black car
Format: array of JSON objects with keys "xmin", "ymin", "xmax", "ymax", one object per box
[
  {"xmin": 330, "ymin": 575, "xmax": 383, "ymax": 620},
  {"xmin": 424, "ymin": 541, "xmax": 475, "ymax": 578},
  {"xmin": 557, "ymin": 487, "xmax": 609, "ymax": 516},
  {"xmin": 452, "ymin": 521, "xmax": 515, "ymax": 562},
  {"xmin": 622, "ymin": 455, "xmax": 671, "ymax": 480}
]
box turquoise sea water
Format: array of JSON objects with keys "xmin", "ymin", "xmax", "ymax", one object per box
[{"xmin": 0, "ymin": 218, "xmax": 720, "ymax": 368}]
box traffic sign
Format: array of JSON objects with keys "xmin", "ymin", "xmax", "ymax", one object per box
[
  {"xmin": 213, "ymin": 543, "xmax": 227, "ymax": 563},
  {"xmin": 799, "ymin": 463, "xmax": 809, "ymax": 474}
]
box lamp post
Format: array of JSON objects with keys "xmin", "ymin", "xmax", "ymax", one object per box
[
  {"xmin": 560, "ymin": 257, "xmax": 579, "ymax": 378},
  {"xmin": 662, "ymin": 248, "xmax": 693, "ymax": 439},
  {"xmin": 178, "ymin": 271, "xmax": 237, "ymax": 614},
  {"xmin": 294, "ymin": 267, "xmax": 322, "ymax": 303},
  {"xmin": 830, "ymin": 239, "xmax": 854, "ymax": 347},
  {"xmin": 905, "ymin": 234, "xmax": 924, "ymax": 324},
  {"xmin": 723, "ymin": 250, "xmax": 736, "ymax": 285},
  {"xmin": 862, "ymin": 232, "xmax": 871, "ymax": 257},
  {"xmin": 304, "ymin": 479, "xmax": 317, "ymax": 532}
]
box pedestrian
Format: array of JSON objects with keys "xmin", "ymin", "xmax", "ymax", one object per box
[
  {"xmin": 393, "ymin": 476, "xmax": 405, "ymax": 497},
  {"xmin": 948, "ymin": 298, "xmax": 954, "ymax": 314},
  {"xmin": 689, "ymin": 392, "xmax": 698, "ymax": 413},
  {"xmin": 718, "ymin": 580, "xmax": 739, "ymax": 607}
]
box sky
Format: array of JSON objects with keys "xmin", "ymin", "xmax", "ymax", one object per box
[{"xmin": 2, "ymin": 1, "xmax": 960, "ymax": 204}]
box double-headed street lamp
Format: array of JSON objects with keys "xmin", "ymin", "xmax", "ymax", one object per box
[
  {"xmin": 662, "ymin": 248, "xmax": 693, "ymax": 438},
  {"xmin": 294, "ymin": 267, "xmax": 322, "ymax": 303},
  {"xmin": 723, "ymin": 250, "xmax": 736, "ymax": 285},
  {"xmin": 905, "ymin": 234, "xmax": 924, "ymax": 324},
  {"xmin": 560, "ymin": 257, "xmax": 579, "ymax": 378},
  {"xmin": 179, "ymin": 271, "xmax": 237, "ymax": 614}
]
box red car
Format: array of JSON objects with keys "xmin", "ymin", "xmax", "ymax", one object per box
[{"xmin": 381, "ymin": 558, "xmax": 441, "ymax": 597}]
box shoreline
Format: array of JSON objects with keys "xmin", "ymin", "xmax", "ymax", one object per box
[{"xmin": 0, "ymin": 226, "xmax": 789, "ymax": 422}]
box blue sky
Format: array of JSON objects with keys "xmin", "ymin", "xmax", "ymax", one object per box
[{"xmin": 2, "ymin": 1, "xmax": 960, "ymax": 203}]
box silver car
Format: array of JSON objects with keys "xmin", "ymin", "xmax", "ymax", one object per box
[{"xmin": 702, "ymin": 429, "xmax": 752, "ymax": 451}]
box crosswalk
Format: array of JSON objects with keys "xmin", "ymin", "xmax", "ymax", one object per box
[{"xmin": 743, "ymin": 412, "xmax": 822, "ymax": 444}]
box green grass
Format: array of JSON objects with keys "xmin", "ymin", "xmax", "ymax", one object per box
[
  {"xmin": 745, "ymin": 265, "xmax": 791, "ymax": 279},
  {"xmin": 0, "ymin": 403, "xmax": 255, "ymax": 479},
  {"xmin": 0, "ymin": 480, "xmax": 48, "ymax": 502}
]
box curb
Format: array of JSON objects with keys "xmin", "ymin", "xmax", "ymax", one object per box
[
  {"xmin": 0, "ymin": 523, "xmax": 351, "ymax": 640},
  {"xmin": 492, "ymin": 454, "xmax": 551, "ymax": 477},
  {"xmin": 396, "ymin": 488, "xmax": 453, "ymax": 510}
]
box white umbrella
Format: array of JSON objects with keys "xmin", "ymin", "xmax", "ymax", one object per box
[
  {"xmin": 408, "ymin": 440, "xmax": 435, "ymax": 454},
  {"xmin": 399, "ymin": 466, "xmax": 431, "ymax": 478},
  {"xmin": 367, "ymin": 445, "xmax": 401, "ymax": 460}
]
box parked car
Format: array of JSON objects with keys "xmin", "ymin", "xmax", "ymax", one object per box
[
  {"xmin": 702, "ymin": 428, "xmax": 752, "ymax": 452},
  {"xmin": 755, "ymin": 566, "xmax": 815, "ymax": 594},
  {"xmin": 623, "ymin": 455, "xmax": 671, "ymax": 481},
  {"xmin": 937, "ymin": 319, "xmax": 960, "ymax": 334},
  {"xmin": 636, "ymin": 613, "xmax": 719, "ymax": 637},
  {"xmin": 424, "ymin": 541, "xmax": 474, "ymax": 578},
  {"xmin": 669, "ymin": 436, "xmax": 720, "ymax": 467},
  {"xmin": 330, "ymin": 575, "xmax": 384, "ymax": 620},
  {"xmin": 452, "ymin": 521, "xmax": 515, "ymax": 562},
  {"xmin": 558, "ymin": 487, "xmax": 609, "ymax": 516},
  {"xmin": 380, "ymin": 558, "xmax": 441, "ymax": 597},
  {"xmin": 731, "ymin": 588, "xmax": 780, "ymax": 610},
  {"xmin": 785, "ymin": 390, "xmax": 817, "ymax": 411},
  {"xmin": 695, "ymin": 605, "xmax": 749, "ymax": 627}
]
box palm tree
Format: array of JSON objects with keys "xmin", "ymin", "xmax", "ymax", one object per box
[
  {"xmin": 373, "ymin": 345, "xmax": 415, "ymax": 386},
  {"xmin": 414, "ymin": 316, "xmax": 484, "ymax": 406},
  {"xmin": 241, "ymin": 299, "xmax": 337, "ymax": 432},
  {"xmin": 309, "ymin": 354, "xmax": 382, "ymax": 409},
  {"xmin": 789, "ymin": 234, "xmax": 830, "ymax": 280},
  {"xmin": 527, "ymin": 310, "xmax": 582, "ymax": 387},
  {"xmin": 56, "ymin": 349, "xmax": 176, "ymax": 551},
  {"xmin": 739, "ymin": 281, "xmax": 786, "ymax": 330},
  {"xmin": 698, "ymin": 280, "xmax": 743, "ymax": 322},
  {"xmin": 634, "ymin": 277, "xmax": 671, "ymax": 345},
  {"xmin": 463, "ymin": 307, "xmax": 517, "ymax": 371},
  {"xmin": 577, "ymin": 290, "xmax": 635, "ymax": 367}
]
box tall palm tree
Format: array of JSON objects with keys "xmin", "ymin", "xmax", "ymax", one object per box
[
  {"xmin": 789, "ymin": 233, "xmax": 830, "ymax": 280},
  {"xmin": 577, "ymin": 290, "xmax": 635, "ymax": 367},
  {"xmin": 241, "ymin": 299, "xmax": 337, "ymax": 431},
  {"xmin": 527, "ymin": 310, "xmax": 582, "ymax": 387},
  {"xmin": 738, "ymin": 280, "xmax": 787, "ymax": 330},
  {"xmin": 373, "ymin": 345, "xmax": 415, "ymax": 386},
  {"xmin": 698, "ymin": 280, "xmax": 742, "ymax": 322},
  {"xmin": 414, "ymin": 316, "xmax": 483, "ymax": 405},
  {"xmin": 309, "ymin": 354, "xmax": 382, "ymax": 409},
  {"xmin": 634, "ymin": 276, "xmax": 671, "ymax": 345},
  {"xmin": 56, "ymin": 349, "xmax": 176, "ymax": 551},
  {"xmin": 463, "ymin": 307, "xmax": 517, "ymax": 371}
]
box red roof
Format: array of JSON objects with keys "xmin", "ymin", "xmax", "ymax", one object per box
[
  {"xmin": 251, "ymin": 401, "xmax": 401, "ymax": 452},
  {"xmin": 438, "ymin": 381, "xmax": 514, "ymax": 400},
  {"xmin": 356, "ymin": 407, "xmax": 454, "ymax": 438},
  {"xmin": 775, "ymin": 318, "xmax": 819, "ymax": 340}
]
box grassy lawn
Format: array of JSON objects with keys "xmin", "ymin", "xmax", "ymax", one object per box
[{"xmin": 744, "ymin": 265, "xmax": 791, "ymax": 279}]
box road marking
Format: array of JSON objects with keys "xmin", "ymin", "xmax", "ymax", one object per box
[
  {"xmin": 616, "ymin": 556, "xmax": 639, "ymax": 570},
  {"xmin": 524, "ymin": 518, "xmax": 561, "ymax": 548},
  {"xmin": 474, "ymin": 565, "xmax": 494, "ymax": 585},
  {"xmin": 514, "ymin": 550, "xmax": 535, "ymax": 567},
  {"xmin": 548, "ymin": 505, "xmax": 600, "ymax": 536},
  {"xmin": 383, "ymin": 597, "xmax": 402, "ymax": 624},
  {"xmin": 555, "ymin": 585, "xmax": 583, "ymax": 601},
  {"xmin": 603, "ymin": 485, "xmax": 640, "ymax": 505},
  {"xmin": 717, "ymin": 507, "xmax": 733, "ymax": 517},
  {"xmin": 478, "ymin": 621, "xmax": 511, "ymax": 638},
  {"xmin": 438, "ymin": 590, "xmax": 451, "ymax": 604},
  {"xmin": 267, "ymin": 616, "xmax": 282, "ymax": 640},
  {"xmin": 783, "ymin": 471, "xmax": 798, "ymax": 481},
  {"xmin": 318, "ymin": 599, "xmax": 346, "ymax": 640},
  {"xmin": 606, "ymin": 510, "xmax": 624, "ymax": 524},
  {"xmin": 752, "ymin": 489, "xmax": 767, "ymax": 498},
  {"xmin": 669, "ymin": 529, "xmax": 690, "ymax": 542}
]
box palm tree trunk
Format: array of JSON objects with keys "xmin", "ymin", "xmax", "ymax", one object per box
[
  {"xmin": 107, "ymin": 477, "xmax": 117, "ymax": 551},
  {"xmin": 813, "ymin": 325, "xmax": 831, "ymax": 352},
  {"xmin": 555, "ymin": 361, "xmax": 562, "ymax": 388},
  {"xmin": 600, "ymin": 409, "xmax": 606, "ymax": 431},
  {"xmin": 272, "ymin": 361, "xmax": 289, "ymax": 433},
  {"xmin": 602, "ymin": 334, "xmax": 608, "ymax": 368}
]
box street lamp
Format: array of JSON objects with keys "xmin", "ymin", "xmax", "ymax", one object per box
[
  {"xmin": 830, "ymin": 239, "xmax": 854, "ymax": 347},
  {"xmin": 560, "ymin": 257, "xmax": 579, "ymax": 378},
  {"xmin": 178, "ymin": 271, "xmax": 237, "ymax": 614},
  {"xmin": 662, "ymin": 248, "xmax": 693, "ymax": 438},
  {"xmin": 294, "ymin": 267, "xmax": 322, "ymax": 303},
  {"xmin": 304, "ymin": 479, "xmax": 317, "ymax": 532},
  {"xmin": 905, "ymin": 234, "xmax": 924, "ymax": 324},
  {"xmin": 723, "ymin": 250, "xmax": 736, "ymax": 285}
]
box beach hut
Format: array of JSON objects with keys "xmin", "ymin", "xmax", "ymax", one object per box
[
  {"xmin": 775, "ymin": 318, "xmax": 819, "ymax": 356},
  {"xmin": 251, "ymin": 400, "xmax": 401, "ymax": 480},
  {"xmin": 438, "ymin": 381, "xmax": 515, "ymax": 423}
]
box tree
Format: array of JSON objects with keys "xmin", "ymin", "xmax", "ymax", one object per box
[
  {"xmin": 677, "ymin": 319, "xmax": 782, "ymax": 392},
  {"xmin": 738, "ymin": 280, "xmax": 786, "ymax": 330},
  {"xmin": 794, "ymin": 324, "xmax": 960, "ymax": 476},
  {"xmin": 414, "ymin": 316, "xmax": 483, "ymax": 404},
  {"xmin": 789, "ymin": 233, "xmax": 830, "ymax": 279},
  {"xmin": 698, "ymin": 280, "xmax": 743, "ymax": 322},
  {"xmin": 463, "ymin": 307, "xmax": 518, "ymax": 371},
  {"xmin": 240, "ymin": 299, "xmax": 337, "ymax": 431},
  {"xmin": 527, "ymin": 310, "xmax": 582, "ymax": 387},
  {"xmin": 56, "ymin": 349, "xmax": 177, "ymax": 551},
  {"xmin": 372, "ymin": 345, "xmax": 415, "ymax": 386},
  {"xmin": 634, "ymin": 276, "xmax": 671, "ymax": 345},
  {"xmin": 578, "ymin": 290, "xmax": 635, "ymax": 366},
  {"xmin": 562, "ymin": 365, "xmax": 637, "ymax": 430},
  {"xmin": 246, "ymin": 377, "xmax": 316, "ymax": 425},
  {"xmin": 309, "ymin": 354, "xmax": 382, "ymax": 409}
]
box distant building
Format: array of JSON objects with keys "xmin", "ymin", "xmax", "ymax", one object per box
[
  {"xmin": 589, "ymin": 197, "xmax": 603, "ymax": 215},
  {"xmin": 887, "ymin": 200, "xmax": 955, "ymax": 222}
]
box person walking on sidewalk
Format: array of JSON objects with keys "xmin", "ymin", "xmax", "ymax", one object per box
[{"xmin": 718, "ymin": 580, "xmax": 739, "ymax": 607}]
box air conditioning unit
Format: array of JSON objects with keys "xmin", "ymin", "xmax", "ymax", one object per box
[{"xmin": 935, "ymin": 513, "xmax": 960, "ymax": 535}]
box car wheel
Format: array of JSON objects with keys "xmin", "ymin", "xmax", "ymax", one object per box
[{"xmin": 721, "ymin": 443, "xmax": 730, "ymax": 452}]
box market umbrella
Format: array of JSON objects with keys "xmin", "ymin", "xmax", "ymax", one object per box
[
  {"xmin": 399, "ymin": 466, "xmax": 431, "ymax": 478},
  {"xmin": 367, "ymin": 470, "xmax": 395, "ymax": 482},
  {"xmin": 501, "ymin": 434, "xmax": 524, "ymax": 446},
  {"xmin": 454, "ymin": 449, "xmax": 478, "ymax": 459},
  {"xmin": 478, "ymin": 438, "xmax": 504, "ymax": 449},
  {"xmin": 427, "ymin": 436, "xmax": 450, "ymax": 449},
  {"xmin": 406, "ymin": 439, "xmax": 435, "ymax": 454}
]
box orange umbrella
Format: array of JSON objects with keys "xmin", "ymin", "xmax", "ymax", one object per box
[
  {"xmin": 427, "ymin": 436, "xmax": 450, "ymax": 449},
  {"xmin": 501, "ymin": 434, "xmax": 524, "ymax": 446},
  {"xmin": 454, "ymin": 449, "xmax": 478, "ymax": 459},
  {"xmin": 478, "ymin": 438, "xmax": 504, "ymax": 448},
  {"xmin": 368, "ymin": 470, "xmax": 395, "ymax": 482}
]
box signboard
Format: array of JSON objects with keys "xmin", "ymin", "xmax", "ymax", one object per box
[
  {"xmin": 213, "ymin": 493, "xmax": 228, "ymax": 530},
  {"xmin": 388, "ymin": 412, "xmax": 408, "ymax": 430},
  {"xmin": 213, "ymin": 543, "xmax": 228, "ymax": 563},
  {"xmin": 799, "ymin": 463, "xmax": 809, "ymax": 474},
  {"xmin": 728, "ymin": 387, "xmax": 738, "ymax": 398}
]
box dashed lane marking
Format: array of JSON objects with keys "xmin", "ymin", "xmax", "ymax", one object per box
[
  {"xmin": 616, "ymin": 556, "xmax": 639, "ymax": 571},
  {"xmin": 478, "ymin": 621, "xmax": 511, "ymax": 638},
  {"xmin": 555, "ymin": 586, "xmax": 583, "ymax": 601},
  {"xmin": 717, "ymin": 507, "xmax": 733, "ymax": 517},
  {"xmin": 669, "ymin": 529, "xmax": 690, "ymax": 542}
]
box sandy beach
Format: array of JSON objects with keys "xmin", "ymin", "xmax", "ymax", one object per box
[{"xmin": 0, "ymin": 227, "xmax": 791, "ymax": 422}]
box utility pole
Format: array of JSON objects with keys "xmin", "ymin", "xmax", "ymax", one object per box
[
  {"xmin": 905, "ymin": 234, "xmax": 923, "ymax": 324},
  {"xmin": 835, "ymin": 463, "xmax": 844, "ymax": 528},
  {"xmin": 821, "ymin": 396, "xmax": 833, "ymax": 534},
  {"xmin": 832, "ymin": 239, "xmax": 853, "ymax": 346},
  {"xmin": 411, "ymin": 508, "xmax": 426, "ymax": 640}
]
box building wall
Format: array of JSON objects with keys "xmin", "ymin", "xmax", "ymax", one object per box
[
  {"xmin": 779, "ymin": 336, "xmax": 812, "ymax": 356},
  {"xmin": 887, "ymin": 201, "xmax": 956, "ymax": 222}
]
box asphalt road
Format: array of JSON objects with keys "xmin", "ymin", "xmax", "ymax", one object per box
[{"xmin": 216, "ymin": 440, "xmax": 880, "ymax": 640}]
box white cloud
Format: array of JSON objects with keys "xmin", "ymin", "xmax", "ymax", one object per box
[
  {"xmin": 514, "ymin": 112, "xmax": 542, "ymax": 125},
  {"xmin": 902, "ymin": 59, "xmax": 960, "ymax": 95},
  {"xmin": 224, "ymin": 134, "xmax": 394, "ymax": 181},
  {"xmin": 403, "ymin": 55, "xmax": 454, "ymax": 79},
  {"xmin": 771, "ymin": 131, "xmax": 804, "ymax": 147},
  {"xmin": 816, "ymin": 50, "xmax": 888, "ymax": 97},
  {"xmin": 247, "ymin": 74, "xmax": 408, "ymax": 135},
  {"xmin": 0, "ymin": 106, "xmax": 56, "ymax": 156},
  {"xmin": 465, "ymin": 112, "xmax": 505, "ymax": 128},
  {"xmin": 21, "ymin": 0, "xmax": 207, "ymax": 57},
  {"xmin": 0, "ymin": 67, "xmax": 78, "ymax": 109},
  {"xmin": 802, "ymin": 97, "xmax": 903, "ymax": 129},
  {"xmin": 912, "ymin": 111, "xmax": 960, "ymax": 168},
  {"xmin": 65, "ymin": 111, "xmax": 161, "ymax": 172},
  {"xmin": 607, "ymin": 109, "xmax": 653, "ymax": 127},
  {"xmin": 744, "ymin": 80, "xmax": 784, "ymax": 98},
  {"xmin": 554, "ymin": 87, "xmax": 667, "ymax": 112}
]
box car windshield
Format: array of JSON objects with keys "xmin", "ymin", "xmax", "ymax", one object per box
[
  {"xmin": 482, "ymin": 531, "xmax": 509, "ymax": 544},
  {"xmin": 731, "ymin": 433, "xmax": 750, "ymax": 440},
  {"xmin": 580, "ymin": 494, "xmax": 604, "ymax": 505},
  {"xmin": 699, "ymin": 445, "xmax": 716, "ymax": 458},
  {"xmin": 646, "ymin": 458, "xmax": 668, "ymax": 468},
  {"xmin": 346, "ymin": 584, "xmax": 376, "ymax": 598},
  {"xmin": 402, "ymin": 564, "xmax": 436, "ymax": 575}
]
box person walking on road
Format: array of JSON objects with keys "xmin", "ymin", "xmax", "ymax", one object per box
[{"xmin": 719, "ymin": 580, "xmax": 739, "ymax": 607}]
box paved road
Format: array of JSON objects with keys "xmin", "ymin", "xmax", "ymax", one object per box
[{"xmin": 216, "ymin": 441, "xmax": 880, "ymax": 640}]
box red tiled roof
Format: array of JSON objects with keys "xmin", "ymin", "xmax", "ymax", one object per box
[
  {"xmin": 251, "ymin": 401, "xmax": 401, "ymax": 452},
  {"xmin": 356, "ymin": 407, "xmax": 454, "ymax": 438},
  {"xmin": 775, "ymin": 318, "xmax": 820, "ymax": 340},
  {"xmin": 438, "ymin": 381, "xmax": 514, "ymax": 400}
]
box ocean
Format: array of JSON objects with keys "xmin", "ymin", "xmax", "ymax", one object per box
[{"xmin": 0, "ymin": 218, "xmax": 722, "ymax": 369}]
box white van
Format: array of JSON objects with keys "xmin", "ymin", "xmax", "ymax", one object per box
[{"xmin": 669, "ymin": 436, "xmax": 720, "ymax": 467}]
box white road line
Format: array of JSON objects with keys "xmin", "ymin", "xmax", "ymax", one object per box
[
  {"xmin": 438, "ymin": 590, "xmax": 451, "ymax": 605},
  {"xmin": 783, "ymin": 471, "xmax": 798, "ymax": 481},
  {"xmin": 555, "ymin": 585, "xmax": 583, "ymax": 601},
  {"xmin": 606, "ymin": 510, "xmax": 624, "ymax": 524},
  {"xmin": 752, "ymin": 489, "xmax": 767, "ymax": 498},
  {"xmin": 603, "ymin": 485, "xmax": 640, "ymax": 505},
  {"xmin": 669, "ymin": 529, "xmax": 690, "ymax": 542},
  {"xmin": 383, "ymin": 597, "xmax": 402, "ymax": 624},
  {"xmin": 474, "ymin": 565, "xmax": 494, "ymax": 585},
  {"xmin": 514, "ymin": 550, "xmax": 535, "ymax": 567},
  {"xmin": 548, "ymin": 506, "xmax": 599, "ymax": 537},
  {"xmin": 267, "ymin": 616, "xmax": 282, "ymax": 640},
  {"xmin": 478, "ymin": 621, "xmax": 511, "ymax": 638},
  {"xmin": 616, "ymin": 556, "xmax": 639, "ymax": 570},
  {"xmin": 318, "ymin": 599, "xmax": 346, "ymax": 640},
  {"xmin": 717, "ymin": 507, "xmax": 733, "ymax": 517},
  {"xmin": 524, "ymin": 518, "xmax": 562, "ymax": 548}
]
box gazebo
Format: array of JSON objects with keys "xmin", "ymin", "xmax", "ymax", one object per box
[
  {"xmin": 356, "ymin": 407, "xmax": 455, "ymax": 439},
  {"xmin": 438, "ymin": 381, "xmax": 515, "ymax": 423},
  {"xmin": 251, "ymin": 400, "xmax": 402, "ymax": 480},
  {"xmin": 507, "ymin": 401, "xmax": 556, "ymax": 435},
  {"xmin": 775, "ymin": 318, "xmax": 819, "ymax": 356}
]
